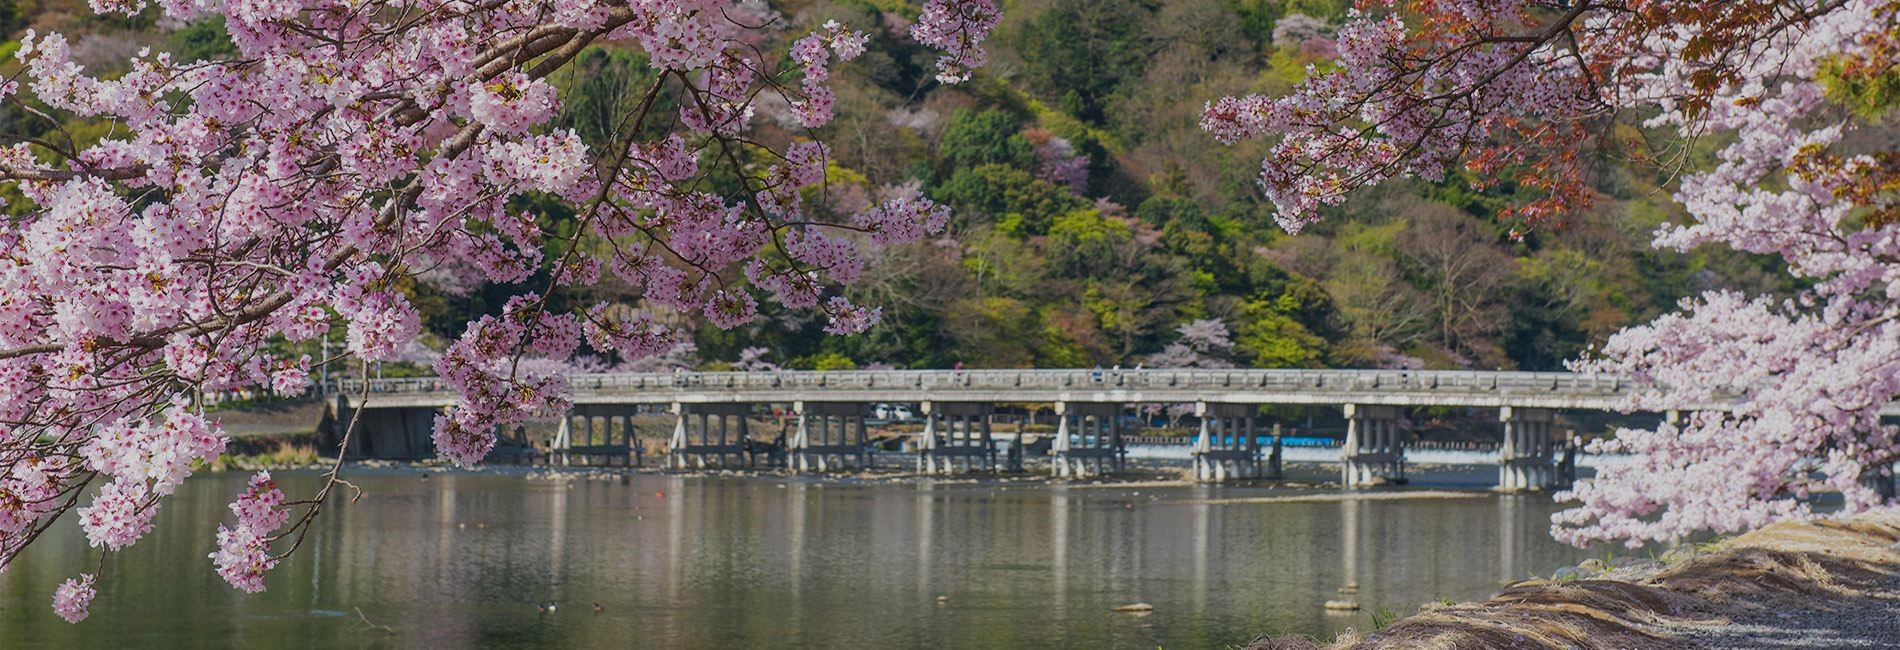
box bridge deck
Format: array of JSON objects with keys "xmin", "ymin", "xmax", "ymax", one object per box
[{"xmin": 341, "ymin": 368, "xmax": 1672, "ymax": 411}]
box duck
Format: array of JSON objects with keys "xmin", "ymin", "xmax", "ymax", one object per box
[
  {"xmin": 538, "ymin": 602, "xmax": 558, "ymax": 613},
  {"xmin": 592, "ymin": 602, "xmax": 604, "ymax": 613}
]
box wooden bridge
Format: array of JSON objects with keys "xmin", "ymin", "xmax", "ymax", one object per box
[{"xmin": 323, "ymin": 368, "xmax": 1735, "ymax": 491}]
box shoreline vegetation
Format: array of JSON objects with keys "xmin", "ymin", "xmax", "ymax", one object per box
[{"xmin": 1247, "ymin": 511, "xmax": 1900, "ymax": 649}]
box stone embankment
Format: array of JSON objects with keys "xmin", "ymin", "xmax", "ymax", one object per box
[{"xmin": 1251, "ymin": 512, "xmax": 1900, "ymax": 649}]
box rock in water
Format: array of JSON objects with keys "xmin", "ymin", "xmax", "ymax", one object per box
[
  {"xmin": 1323, "ymin": 600, "xmax": 1360, "ymax": 611},
  {"xmin": 1113, "ymin": 603, "xmax": 1154, "ymax": 613}
]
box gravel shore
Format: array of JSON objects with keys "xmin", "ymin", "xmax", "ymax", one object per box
[{"xmin": 1248, "ymin": 511, "xmax": 1900, "ymax": 649}]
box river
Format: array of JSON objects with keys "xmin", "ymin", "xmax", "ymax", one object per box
[{"xmin": 1, "ymin": 467, "xmax": 1596, "ymax": 648}]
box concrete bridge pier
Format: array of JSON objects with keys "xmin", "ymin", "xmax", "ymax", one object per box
[
  {"xmin": 918, "ymin": 402, "xmax": 997, "ymax": 474},
  {"xmin": 791, "ymin": 401, "xmax": 869, "ymax": 471},
  {"xmin": 667, "ymin": 402, "xmax": 752, "ymax": 469},
  {"xmin": 1554, "ymin": 430, "xmax": 1580, "ymax": 489},
  {"xmin": 1268, "ymin": 423, "xmax": 1285, "ymax": 479},
  {"xmin": 1192, "ymin": 403, "xmax": 1262, "ymax": 483},
  {"xmin": 1053, "ymin": 402, "xmax": 1126, "ymax": 478},
  {"xmin": 1342, "ymin": 404, "xmax": 1405, "ymax": 487},
  {"xmin": 1498, "ymin": 406, "xmax": 1557, "ymax": 492},
  {"xmin": 554, "ymin": 404, "xmax": 640, "ymax": 466}
]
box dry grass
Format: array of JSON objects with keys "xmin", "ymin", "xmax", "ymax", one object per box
[
  {"xmin": 211, "ymin": 437, "xmax": 321, "ymax": 471},
  {"xmin": 1247, "ymin": 511, "xmax": 1900, "ymax": 650}
]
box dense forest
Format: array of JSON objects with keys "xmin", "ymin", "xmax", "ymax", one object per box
[{"xmin": 0, "ymin": 0, "xmax": 1797, "ymax": 373}]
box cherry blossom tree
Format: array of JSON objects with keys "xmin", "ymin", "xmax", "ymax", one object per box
[
  {"xmin": 1143, "ymin": 318, "xmax": 1236, "ymax": 426},
  {"xmin": 0, "ymin": 0, "xmax": 997, "ymax": 621},
  {"xmin": 733, "ymin": 346, "xmax": 782, "ymax": 371},
  {"xmin": 1145, "ymin": 318, "xmax": 1237, "ymax": 370},
  {"xmin": 1205, "ymin": 0, "xmax": 1900, "ymax": 545}
]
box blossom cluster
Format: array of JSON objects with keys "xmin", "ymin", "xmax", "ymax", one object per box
[
  {"xmin": 77, "ymin": 399, "xmax": 228, "ymax": 550},
  {"xmin": 52, "ymin": 574, "xmax": 95, "ymax": 624},
  {"xmin": 910, "ymin": 0, "xmax": 1002, "ymax": 84},
  {"xmin": 1201, "ymin": 7, "xmax": 1593, "ymax": 232},
  {"xmin": 208, "ymin": 472, "xmax": 289, "ymax": 592},
  {"xmin": 788, "ymin": 21, "xmax": 870, "ymax": 128}
]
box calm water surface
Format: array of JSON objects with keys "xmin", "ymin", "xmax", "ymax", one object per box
[{"xmin": 2, "ymin": 468, "xmax": 1593, "ymax": 648}]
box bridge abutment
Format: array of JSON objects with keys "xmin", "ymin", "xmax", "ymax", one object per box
[
  {"xmin": 326, "ymin": 397, "xmax": 438, "ymax": 460},
  {"xmin": 667, "ymin": 402, "xmax": 753, "ymax": 469},
  {"xmin": 792, "ymin": 401, "xmax": 869, "ymax": 471},
  {"xmin": 1193, "ymin": 403, "xmax": 1263, "ymax": 483},
  {"xmin": 1054, "ymin": 402, "xmax": 1126, "ymax": 478},
  {"xmin": 1498, "ymin": 406, "xmax": 1556, "ymax": 492},
  {"xmin": 1342, "ymin": 404, "xmax": 1405, "ymax": 487},
  {"xmin": 918, "ymin": 402, "xmax": 997, "ymax": 474}
]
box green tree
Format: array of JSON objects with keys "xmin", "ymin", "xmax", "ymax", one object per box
[
  {"xmin": 168, "ymin": 17, "xmax": 239, "ymax": 60},
  {"xmin": 795, "ymin": 351, "xmax": 859, "ymax": 370},
  {"xmin": 1011, "ymin": 0, "xmax": 1150, "ymax": 124},
  {"xmin": 932, "ymin": 164, "xmax": 1086, "ymax": 236},
  {"xmin": 553, "ymin": 47, "xmax": 672, "ymax": 149},
  {"xmin": 939, "ymin": 109, "xmax": 1035, "ymax": 168},
  {"xmin": 1046, "ymin": 209, "xmax": 1129, "ymax": 277},
  {"xmin": 1234, "ymin": 299, "xmax": 1326, "ymax": 368}
]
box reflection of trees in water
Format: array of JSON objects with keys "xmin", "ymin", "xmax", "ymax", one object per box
[{"xmin": 12, "ymin": 475, "xmax": 1590, "ymax": 647}]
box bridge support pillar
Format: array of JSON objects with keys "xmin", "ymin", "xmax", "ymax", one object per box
[
  {"xmin": 667, "ymin": 403, "xmax": 753, "ymax": 469},
  {"xmin": 555, "ymin": 405, "xmax": 640, "ymax": 466},
  {"xmin": 1342, "ymin": 404, "xmax": 1405, "ymax": 487},
  {"xmin": 1269, "ymin": 423, "xmax": 1284, "ymax": 479},
  {"xmin": 1498, "ymin": 406, "xmax": 1556, "ymax": 492},
  {"xmin": 792, "ymin": 402, "xmax": 869, "ymax": 472},
  {"xmin": 1193, "ymin": 403, "xmax": 1263, "ymax": 483},
  {"xmin": 1053, "ymin": 402, "xmax": 1126, "ymax": 478},
  {"xmin": 1554, "ymin": 430, "xmax": 1580, "ymax": 489},
  {"xmin": 918, "ymin": 402, "xmax": 997, "ymax": 474}
]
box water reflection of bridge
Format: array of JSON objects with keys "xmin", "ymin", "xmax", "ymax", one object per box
[{"xmin": 332, "ymin": 368, "xmax": 1722, "ymax": 491}]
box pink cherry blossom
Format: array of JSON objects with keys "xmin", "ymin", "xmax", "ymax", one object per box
[
  {"xmin": 0, "ymin": 0, "xmax": 997, "ymax": 618},
  {"xmin": 910, "ymin": 0, "xmax": 1001, "ymax": 84},
  {"xmin": 822, "ymin": 296, "xmax": 881, "ymax": 336},
  {"xmin": 467, "ymin": 73, "xmax": 559, "ymax": 136},
  {"xmin": 52, "ymin": 574, "xmax": 95, "ymax": 623},
  {"xmin": 209, "ymin": 471, "xmax": 288, "ymax": 593},
  {"xmin": 78, "ymin": 476, "xmax": 155, "ymax": 551},
  {"xmin": 270, "ymin": 356, "xmax": 312, "ymax": 396}
]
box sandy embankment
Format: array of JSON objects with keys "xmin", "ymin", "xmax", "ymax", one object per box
[{"xmin": 1251, "ymin": 512, "xmax": 1900, "ymax": 649}]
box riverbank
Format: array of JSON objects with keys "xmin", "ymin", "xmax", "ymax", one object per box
[{"xmin": 1250, "ymin": 511, "xmax": 1900, "ymax": 649}]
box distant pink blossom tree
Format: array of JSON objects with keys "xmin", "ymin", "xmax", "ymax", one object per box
[
  {"xmin": 0, "ymin": 0, "xmax": 996, "ymax": 621},
  {"xmin": 734, "ymin": 346, "xmax": 783, "ymax": 371},
  {"xmin": 1146, "ymin": 319, "xmax": 1237, "ymax": 370},
  {"xmin": 1144, "ymin": 319, "xmax": 1236, "ymax": 425},
  {"xmin": 1205, "ymin": 0, "xmax": 1900, "ymax": 545}
]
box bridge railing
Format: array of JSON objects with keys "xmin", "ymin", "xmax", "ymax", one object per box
[{"xmin": 341, "ymin": 368, "xmax": 1631, "ymax": 398}]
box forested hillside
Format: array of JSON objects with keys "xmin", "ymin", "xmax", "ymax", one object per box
[{"xmin": 0, "ymin": 0, "xmax": 1796, "ymax": 372}]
